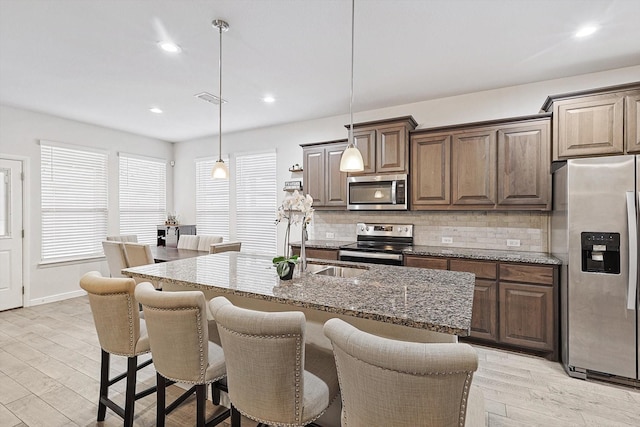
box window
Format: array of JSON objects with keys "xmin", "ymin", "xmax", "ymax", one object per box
[
  {"xmin": 195, "ymin": 157, "xmax": 230, "ymax": 241},
  {"xmin": 119, "ymin": 154, "xmax": 167, "ymax": 245},
  {"xmin": 41, "ymin": 141, "xmax": 108, "ymax": 262},
  {"xmin": 236, "ymin": 151, "xmax": 277, "ymax": 255}
]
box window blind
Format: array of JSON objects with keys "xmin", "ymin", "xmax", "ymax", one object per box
[
  {"xmin": 119, "ymin": 154, "xmax": 167, "ymax": 245},
  {"xmin": 41, "ymin": 141, "xmax": 108, "ymax": 262},
  {"xmin": 236, "ymin": 151, "xmax": 277, "ymax": 255},
  {"xmin": 195, "ymin": 157, "xmax": 230, "ymax": 241}
]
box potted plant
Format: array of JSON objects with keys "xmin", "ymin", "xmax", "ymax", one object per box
[{"xmin": 274, "ymin": 190, "xmax": 314, "ymax": 280}]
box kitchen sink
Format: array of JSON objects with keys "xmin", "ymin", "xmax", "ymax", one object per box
[{"xmin": 307, "ymin": 264, "xmax": 367, "ymax": 278}]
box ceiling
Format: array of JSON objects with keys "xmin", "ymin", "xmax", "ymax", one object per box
[{"xmin": 1, "ymin": 0, "xmax": 639, "ymax": 143}]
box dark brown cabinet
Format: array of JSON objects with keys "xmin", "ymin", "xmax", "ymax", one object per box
[
  {"xmin": 350, "ymin": 116, "xmax": 417, "ymax": 175},
  {"xmin": 541, "ymin": 82, "xmax": 640, "ymax": 159},
  {"xmin": 301, "ymin": 140, "xmax": 348, "ymax": 208},
  {"xmin": 410, "ymin": 115, "xmax": 551, "ymax": 211},
  {"xmin": 405, "ymin": 255, "xmax": 558, "ymax": 360},
  {"xmin": 451, "ymin": 128, "xmax": 497, "ymax": 207},
  {"xmin": 291, "ymin": 246, "xmax": 338, "ymax": 260},
  {"xmin": 496, "ymin": 120, "xmax": 551, "ymax": 209}
]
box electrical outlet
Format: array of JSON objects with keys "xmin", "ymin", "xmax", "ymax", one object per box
[
  {"xmin": 441, "ymin": 237, "xmax": 453, "ymax": 244},
  {"xmin": 325, "ymin": 232, "xmax": 335, "ymax": 239},
  {"xmin": 507, "ymin": 239, "xmax": 521, "ymax": 247}
]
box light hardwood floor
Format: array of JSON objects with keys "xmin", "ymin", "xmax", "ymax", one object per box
[{"xmin": 1, "ymin": 296, "xmax": 639, "ymax": 426}]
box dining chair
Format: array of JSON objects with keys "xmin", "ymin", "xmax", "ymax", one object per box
[
  {"xmin": 209, "ymin": 296, "xmax": 339, "ymax": 427},
  {"xmin": 323, "ymin": 318, "xmax": 485, "ymax": 427},
  {"xmin": 123, "ymin": 242, "xmax": 160, "ymax": 288},
  {"xmin": 79, "ymin": 271, "xmax": 156, "ymax": 427},
  {"xmin": 177, "ymin": 234, "xmax": 200, "ymax": 250},
  {"xmin": 135, "ymin": 282, "xmax": 230, "ymax": 427},
  {"xmin": 197, "ymin": 235, "xmax": 223, "ymax": 252},
  {"xmin": 106, "ymin": 234, "xmax": 139, "ymax": 242},
  {"xmin": 209, "ymin": 241, "xmax": 242, "ymax": 254},
  {"xmin": 102, "ymin": 240, "xmax": 129, "ymax": 278}
]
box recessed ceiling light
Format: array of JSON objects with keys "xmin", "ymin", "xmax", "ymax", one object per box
[
  {"xmin": 158, "ymin": 41, "xmax": 182, "ymax": 53},
  {"xmin": 149, "ymin": 107, "xmax": 163, "ymax": 114},
  {"xmin": 575, "ymin": 25, "xmax": 598, "ymax": 38},
  {"xmin": 263, "ymin": 95, "xmax": 275, "ymax": 103}
]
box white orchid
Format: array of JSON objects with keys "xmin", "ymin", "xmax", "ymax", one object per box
[{"xmin": 274, "ymin": 191, "xmax": 314, "ymax": 276}]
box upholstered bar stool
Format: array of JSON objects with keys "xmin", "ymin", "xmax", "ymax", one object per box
[
  {"xmin": 323, "ymin": 318, "xmax": 486, "ymax": 427},
  {"xmin": 135, "ymin": 282, "xmax": 230, "ymax": 427},
  {"xmin": 209, "ymin": 296, "xmax": 339, "ymax": 427},
  {"xmin": 79, "ymin": 271, "xmax": 156, "ymax": 427}
]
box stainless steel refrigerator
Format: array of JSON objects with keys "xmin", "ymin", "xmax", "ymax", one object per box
[{"xmin": 551, "ymin": 155, "xmax": 639, "ymax": 381}]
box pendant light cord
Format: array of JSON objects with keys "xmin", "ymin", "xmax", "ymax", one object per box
[
  {"xmin": 218, "ymin": 24, "xmax": 223, "ymax": 162},
  {"xmin": 349, "ymin": 0, "xmax": 355, "ymax": 146}
]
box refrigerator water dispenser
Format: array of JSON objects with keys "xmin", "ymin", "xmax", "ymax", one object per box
[{"xmin": 581, "ymin": 232, "xmax": 620, "ymax": 274}]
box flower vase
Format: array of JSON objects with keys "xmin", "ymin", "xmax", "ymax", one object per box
[{"xmin": 300, "ymin": 226, "xmax": 307, "ymax": 272}]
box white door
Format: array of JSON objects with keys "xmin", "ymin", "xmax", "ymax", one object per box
[{"xmin": 0, "ymin": 159, "xmax": 23, "ymax": 311}]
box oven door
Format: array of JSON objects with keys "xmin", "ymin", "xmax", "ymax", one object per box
[
  {"xmin": 339, "ymin": 249, "xmax": 403, "ymax": 266},
  {"xmin": 347, "ymin": 174, "xmax": 407, "ymax": 210}
]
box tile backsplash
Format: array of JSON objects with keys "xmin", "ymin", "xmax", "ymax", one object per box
[{"xmin": 310, "ymin": 210, "xmax": 549, "ymax": 252}]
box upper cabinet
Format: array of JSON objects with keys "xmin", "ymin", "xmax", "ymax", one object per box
[
  {"xmin": 349, "ymin": 116, "xmax": 417, "ymax": 175},
  {"xmin": 411, "ymin": 115, "xmax": 551, "ymax": 211},
  {"xmin": 301, "ymin": 140, "xmax": 348, "ymax": 208},
  {"xmin": 540, "ymin": 82, "xmax": 640, "ymax": 159}
]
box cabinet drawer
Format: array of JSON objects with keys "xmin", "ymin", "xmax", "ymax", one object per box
[
  {"xmin": 404, "ymin": 256, "xmax": 449, "ymax": 270},
  {"xmin": 499, "ymin": 264, "xmax": 554, "ymax": 286},
  {"xmin": 450, "ymin": 259, "xmax": 497, "ymax": 279}
]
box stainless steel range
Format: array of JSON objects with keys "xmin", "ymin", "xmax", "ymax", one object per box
[{"xmin": 339, "ymin": 223, "xmax": 413, "ymax": 266}]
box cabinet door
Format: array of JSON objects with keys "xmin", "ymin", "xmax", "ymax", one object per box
[
  {"xmin": 449, "ymin": 260, "xmax": 498, "ymax": 342},
  {"xmin": 554, "ymin": 94, "xmax": 624, "ymax": 159},
  {"xmin": 411, "ymin": 133, "xmax": 451, "ymax": 208},
  {"xmin": 376, "ymin": 125, "xmax": 408, "ymax": 173},
  {"xmin": 404, "ymin": 255, "xmax": 448, "ymax": 270},
  {"xmin": 325, "ymin": 144, "xmax": 348, "ymax": 206},
  {"xmin": 353, "ymin": 129, "xmax": 376, "ymax": 174},
  {"xmin": 303, "ymin": 147, "xmax": 326, "ymax": 205},
  {"xmin": 497, "ymin": 120, "xmax": 551, "ymax": 210},
  {"xmin": 451, "ymin": 128, "xmax": 496, "ymax": 206},
  {"xmin": 626, "ymin": 92, "xmax": 640, "ymax": 153},
  {"xmin": 499, "ymin": 282, "xmax": 554, "ymax": 351},
  {"xmin": 470, "ymin": 279, "xmax": 498, "ymax": 341}
]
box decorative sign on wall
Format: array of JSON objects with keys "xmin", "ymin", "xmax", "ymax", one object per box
[{"xmin": 283, "ymin": 180, "xmax": 303, "ymax": 191}]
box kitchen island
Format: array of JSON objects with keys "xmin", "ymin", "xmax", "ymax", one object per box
[{"xmin": 123, "ymin": 252, "xmax": 475, "ymax": 338}]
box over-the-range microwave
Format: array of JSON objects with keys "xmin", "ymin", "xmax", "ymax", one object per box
[{"xmin": 347, "ymin": 174, "xmax": 408, "ymax": 210}]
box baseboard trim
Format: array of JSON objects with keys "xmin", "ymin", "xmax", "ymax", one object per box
[{"xmin": 28, "ymin": 289, "xmax": 86, "ymax": 307}]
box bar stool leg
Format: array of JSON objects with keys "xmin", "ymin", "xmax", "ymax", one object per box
[
  {"xmin": 157, "ymin": 373, "xmax": 166, "ymax": 427},
  {"xmin": 231, "ymin": 405, "xmax": 242, "ymax": 427},
  {"xmin": 196, "ymin": 384, "xmax": 206, "ymax": 427},
  {"xmin": 124, "ymin": 356, "xmax": 138, "ymax": 427},
  {"xmin": 97, "ymin": 349, "xmax": 110, "ymax": 421}
]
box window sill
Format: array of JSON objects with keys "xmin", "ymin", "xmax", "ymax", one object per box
[{"xmin": 39, "ymin": 255, "xmax": 106, "ymax": 268}]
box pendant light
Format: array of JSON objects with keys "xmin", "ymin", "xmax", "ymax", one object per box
[
  {"xmin": 340, "ymin": 0, "xmax": 364, "ymax": 172},
  {"xmin": 211, "ymin": 19, "xmax": 230, "ymax": 179}
]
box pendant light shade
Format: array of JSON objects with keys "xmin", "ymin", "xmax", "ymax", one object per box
[
  {"xmin": 211, "ymin": 19, "xmax": 229, "ymax": 179},
  {"xmin": 340, "ymin": 0, "xmax": 364, "ymax": 172}
]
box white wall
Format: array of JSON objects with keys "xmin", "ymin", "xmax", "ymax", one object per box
[
  {"xmin": 0, "ymin": 105, "xmax": 174, "ymax": 305},
  {"xmin": 174, "ymin": 65, "xmax": 640, "ymax": 253}
]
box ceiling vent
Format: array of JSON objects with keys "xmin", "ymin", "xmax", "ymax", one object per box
[{"xmin": 194, "ymin": 91, "xmax": 227, "ymax": 105}]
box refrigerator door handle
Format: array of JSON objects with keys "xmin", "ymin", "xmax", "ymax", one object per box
[{"xmin": 625, "ymin": 191, "xmax": 637, "ymax": 311}]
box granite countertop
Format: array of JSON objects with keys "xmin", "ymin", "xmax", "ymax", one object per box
[
  {"xmin": 123, "ymin": 252, "xmax": 475, "ymax": 336},
  {"xmin": 293, "ymin": 240, "xmax": 561, "ymax": 265},
  {"xmin": 405, "ymin": 245, "xmax": 561, "ymax": 265}
]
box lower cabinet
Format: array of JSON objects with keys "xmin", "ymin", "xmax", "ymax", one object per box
[{"xmin": 406, "ymin": 255, "xmax": 558, "ymax": 360}]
